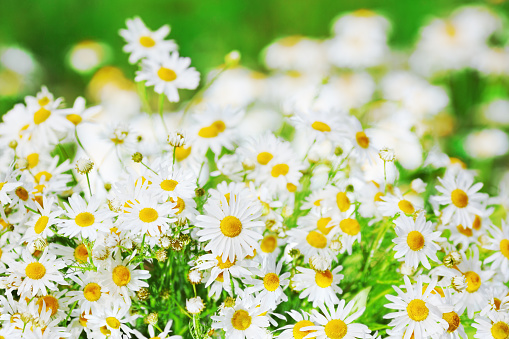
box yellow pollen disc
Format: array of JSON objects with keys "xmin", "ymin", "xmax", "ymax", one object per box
[
  {"xmin": 25, "ymin": 262, "xmax": 46, "ymax": 280},
  {"xmin": 464, "ymin": 271, "xmax": 481, "ymax": 293},
  {"xmin": 34, "ymin": 107, "xmax": 51, "ymax": 124},
  {"xmin": 451, "ymin": 189, "xmax": 468, "ymax": 208},
  {"xmin": 340, "ymin": 218, "xmax": 360, "ymax": 236},
  {"xmin": 84, "ymin": 283, "xmax": 102, "ymax": 302},
  {"xmin": 75, "ymin": 212, "xmax": 95, "ymax": 227},
  {"xmin": 314, "ymin": 199, "xmax": 322, "ymax": 206},
  {"xmin": 220, "ymin": 216, "xmax": 242, "ymax": 237},
  {"xmin": 15, "ymin": 186, "xmax": 29, "ymax": 201},
  {"xmin": 79, "ymin": 312, "xmax": 88, "ymax": 327},
  {"xmin": 34, "ymin": 216, "xmax": 49, "ymax": 234},
  {"xmin": 38, "ymin": 97, "xmax": 50, "ymax": 106},
  {"xmin": 317, "ymin": 217, "xmax": 333, "ymax": 235},
  {"xmin": 112, "ymin": 265, "xmax": 131, "ymax": 286},
  {"xmin": 495, "ymin": 298, "xmax": 502, "ymax": 310},
  {"xmin": 311, "ymin": 121, "xmax": 331, "ymax": 132},
  {"xmin": 160, "ymin": 179, "xmax": 178, "ymax": 191},
  {"xmin": 263, "ymin": 273, "xmax": 280, "ymax": 291},
  {"xmin": 157, "ymin": 67, "xmax": 177, "ymax": 81},
  {"xmin": 324, "ymin": 319, "xmax": 348, "ymax": 339},
  {"xmin": 406, "ymin": 231, "xmax": 425, "ymax": 251},
  {"xmin": 355, "ymin": 131, "xmax": 369, "ymax": 148},
  {"xmin": 139, "ymin": 207, "xmax": 158, "ymax": 223},
  {"xmin": 260, "ymin": 235, "xmax": 277, "ymax": 253},
  {"xmin": 34, "ymin": 171, "xmax": 52, "ymax": 183},
  {"xmin": 27, "ymin": 153, "xmax": 39, "ymax": 168},
  {"xmin": 66, "ymin": 114, "xmax": 82, "ymax": 125},
  {"xmin": 374, "ymin": 192, "xmax": 384, "ymax": 202},
  {"xmin": 139, "ymin": 36, "xmax": 156, "ymax": 47},
  {"xmin": 216, "ymin": 256, "xmax": 235, "ymax": 269},
  {"xmin": 473, "ymin": 215, "xmax": 482, "ymax": 230},
  {"xmin": 306, "ymin": 231, "xmax": 327, "ymax": 248},
  {"xmin": 492, "ymin": 321, "xmax": 509, "ymax": 339},
  {"xmin": 443, "ymin": 311, "xmax": 460, "ymax": 333},
  {"xmin": 271, "ymin": 163, "xmax": 289, "ymax": 177},
  {"xmin": 198, "ymin": 121, "xmax": 226, "ymax": 138},
  {"xmin": 0, "ymin": 182, "xmax": 5, "ymax": 191},
  {"xmin": 213, "ymin": 120, "xmax": 226, "ymax": 132},
  {"xmin": 0, "ymin": 248, "xmax": 2, "ymax": 259},
  {"xmin": 287, "ymin": 183, "xmax": 297, "ymax": 192},
  {"xmin": 353, "ymin": 9, "xmax": 375, "ymax": 17},
  {"xmin": 406, "ymin": 299, "xmax": 429, "ymax": 321},
  {"xmin": 74, "ymin": 244, "xmax": 89, "ymax": 263},
  {"xmin": 170, "ymin": 197, "xmax": 185, "ymax": 214},
  {"xmin": 257, "ymin": 152, "xmax": 273, "ymax": 165},
  {"xmin": 216, "ymin": 272, "xmax": 224, "ymax": 282},
  {"xmin": 293, "ymin": 320, "xmax": 316, "ymax": 339},
  {"xmin": 456, "ymin": 225, "xmax": 473, "ymax": 237},
  {"xmin": 37, "ymin": 295, "xmax": 59, "ymax": 316},
  {"xmin": 106, "ymin": 317, "xmax": 120, "ymax": 329},
  {"xmin": 175, "ymin": 146, "xmax": 192, "ymax": 161},
  {"xmin": 445, "ymin": 22, "xmax": 457, "ymax": 37},
  {"xmin": 336, "ymin": 192, "xmax": 351, "ymax": 212},
  {"xmin": 398, "ymin": 199, "xmax": 415, "ymax": 214},
  {"xmin": 315, "ymin": 269, "xmax": 333, "ymax": 288},
  {"xmin": 231, "ymin": 310, "xmax": 251, "ymax": 331},
  {"xmin": 279, "ymin": 35, "xmax": 302, "ymax": 47},
  {"xmin": 100, "ymin": 325, "xmax": 111, "ymax": 335}
]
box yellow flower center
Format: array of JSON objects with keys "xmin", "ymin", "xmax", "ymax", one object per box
[
  {"xmin": 198, "ymin": 120, "xmax": 226, "ymax": 138},
  {"xmin": 317, "ymin": 217, "xmax": 333, "ymax": 235},
  {"xmin": 451, "ymin": 189, "xmax": 468, "ymax": 208},
  {"xmin": 139, "ymin": 207, "xmax": 158, "ymax": 223},
  {"xmin": 374, "ymin": 192, "xmax": 384, "ymax": 202},
  {"xmin": 27, "ymin": 153, "xmax": 39, "ymax": 168},
  {"xmin": 355, "ymin": 131, "xmax": 369, "ymax": 148},
  {"xmin": 75, "ymin": 212, "xmax": 95, "ymax": 227},
  {"xmin": 84, "ymin": 283, "xmax": 102, "ymax": 302},
  {"xmin": 112, "ymin": 265, "xmax": 131, "ymax": 286},
  {"xmin": 500, "ymin": 239, "xmax": 509, "ymax": 259},
  {"xmin": 353, "ymin": 9, "xmax": 375, "ymax": 17},
  {"xmin": 271, "ymin": 164, "xmax": 289, "ymax": 177},
  {"xmin": 34, "ymin": 171, "xmax": 52, "ymax": 183},
  {"xmin": 287, "ymin": 183, "xmax": 297, "ymax": 192},
  {"xmin": 495, "ymin": 298, "xmax": 502, "ymax": 310},
  {"xmin": 324, "ymin": 319, "xmax": 347, "ymax": 339},
  {"xmin": 216, "ymin": 256, "xmax": 235, "ymax": 269},
  {"xmin": 220, "ymin": 216, "xmax": 242, "ymax": 237},
  {"xmin": 473, "ymin": 215, "xmax": 482, "ymax": 230},
  {"xmin": 263, "ymin": 273, "xmax": 280, "ymax": 291},
  {"xmin": 492, "ymin": 321, "xmax": 509, "ymax": 339},
  {"xmin": 170, "ymin": 197, "xmax": 185, "ymax": 214},
  {"xmin": 34, "ymin": 216, "xmax": 49, "ymax": 234},
  {"xmin": 157, "ymin": 67, "xmax": 177, "ymax": 82},
  {"xmin": 314, "ymin": 199, "xmax": 322, "ymax": 206},
  {"xmin": 406, "ymin": 299, "xmax": 429, "ymax": 321},
  {"xmin": 311, "ymin": 121, "xmax": 331, "ymax": 132},
  {"xmin": 260, "ymin": 235, "xmax": 277, "ymax": 253},
  {"xmin": 0, "ymin": 248, "xmax": 2, "ymax": 259},
  {"xmin": 293, "ymin": 320, "xmax": 316, "ymax": 339},
  {"xmin": 74, "ymin": 244, "xmax": 89, "ymax": 263},
  {"xmin": 443, "ymin": 311, "xmax": 460, "ymax": 333},
  {"xmin": 231, "ymin": 310, "xmax": 251, "ymax": 331},
  {"xmin": 106, "ymin": 317, "xmax": 120, "ymax": 329},
  {"xmin": 175, "ymin": 146, "xmax": 192, "ymax": 161},
  {"xmin": 398, "ymin": 199, "xmax": 415, "ymax": 214},
  {"xmin": 336, "ymin": 192, "xmax": 351, "ymax": 212},
  {"xmin": 306, "ymin": 231, "xmax": 327, "ymax": 248},
  {"xmin": 15, "ymin": 186, "xmax": 29, "ymax": 201},
  {"xmin": 79, "ymin": 312, "xmax": 88, "ymax": 327},
  {"xmin": 315, "ymin": 269, "xmax": 333, "ymax": 288},
  {"xmin": 456, "ymin": 224, "xmax": 473, "ymax": 237},
  {"xmin": 25, "ymin": 262, "xmax": 46, "ymax": 280},
  {"xmin": 279, "ymin": 35, "xmax": 302, "ymax": 47},
  {"xmin": 139, "ymin": 36, "xmax": 156, "ymax": 47},
  {"xmin": 339, "ymin": 218, "xmax": 360, "ymax": 236},
  {"xmin": 406, "ymin": 231, "xmax": 425, "ymax": 251},
  {"xmin": 256, "ymin": 152, "xmax": 273, "ymax": 165},
  {"xmin": 38, "ymin": 97, "xmax": 50, "ymax": 106},
  {"xmin": 464, "ymin": 271, "xmax": 481, "ymax": 293},
  {"xmin": 160, "ymin": 179, "xmax": 178, "ymax": 191},
  {"xmin": 36, "ymin": 295, "xmax": 59, "ymax": 317},
  {"xmin": 445, "ymin": 22, "xmax": 457, "ymax": 37},
  {"xmin": 34, "ymin": 107, "xmax": 51, "ymax": 125},
  {"xmin": 66, "ymin": 114, "xmax": 82, "ymax": 125},
  {"xmin": 100, "ymin": 326, "xmax": 111, "ymax": 335}
]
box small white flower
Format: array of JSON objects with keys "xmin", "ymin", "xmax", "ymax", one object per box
[
  {"xmin": 309, "ymin": 254, "xmax": 331, "ymax": 272},
  {"xmin": 75, "ymin": 157, "xmax": 94, "ymax": 174},
  {"xmin": 186, "ymin": 296, "xmax": 205, "ymax": 314},
  {"xmin": 168, "ymin": 130, "xmax": 186, "ymax": 147},
  {"xmin": 411, "ymin": 178, "xmax": 427, "ymax": 194},
  {"xmin": 379, "ymin": 147, "xmax": 396, "ymax": 162}
]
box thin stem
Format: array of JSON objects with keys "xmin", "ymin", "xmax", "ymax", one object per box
[
  {"xmin": 172, "ymin": 146, "xmax": 176, "ymax": 166},
  {"xmin": 159, "ymin": 93, "xmax": 168, "ymax": 134},
  {"xmin": 137, "ymin": 81, "xmax": 152, "ymax": 115},
  {"xmin": 85, "ymin": 173, "xmax": 92, "ymax": 196},
  {"xmin": 64, "ymin": 301, "xmax": 78, "ymax": 324},
  {"xmin": 141, "ymin": 161, "xmax": 158, "ymax": 175}
]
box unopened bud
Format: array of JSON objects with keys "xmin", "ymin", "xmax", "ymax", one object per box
[
  {"xmin": 451, "ymin": 275, "xmax": 468, "ymax": 292},
  {"xmin": 76, "ymin": 158, "xmax": 94, "ymax": 174},
  {"xmin": 309, "ymin": 255, "xmax": 331, "ymax": 272},
  {"xmin": 136, "ymin": 287, "xmax": 149, "ymax": 301},
  {"xmin": 132, "ymin": 152, "xmax": 143, "ymax": 163},
  {"xmin": 443, "ymin": 251, "xmax": 462, "ymax": 268},
  {"xmin": 225, "ymin": 50, "xmax": 241, "ymax": 67},
  {"xmin": 144, "ymin": 312, "xmax": 158, "ymax": 325}
]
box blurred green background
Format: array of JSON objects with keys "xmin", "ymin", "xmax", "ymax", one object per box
[{"xmin": 1, "ymin": 0, "xmax": 508, "ymax": 114}]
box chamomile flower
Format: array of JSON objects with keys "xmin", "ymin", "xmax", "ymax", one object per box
[
  {"xmin": 196, "ymin": 192, "xmax": 264, "ymax": 261},
  {"xmin": 278, "ymin": 310, "xmax": 316, "ymax": 339},
  {"xmin": 392, "ymin": 213, "xmax": 442, "ymax": 269},
  {"xmin": 100, "ymin": 252, "xmax": 150, "ymax": 297},
  {"xmin": 290, "ymin": 109, "xmax": 344, "ymax": 143},
  {"xmin": 67, "ymin": 271, "xmax": 111, "ymax": 314},
  {"xmin": 287, "ymin": 226, "xmax": 336, "ymax": 262},
  {"xmin": 246, "ymin": 258, "xmax": 290, "ymax": 310},
  {"xmin": 135, "ymin": 52, "xmax": 200, "ymax": 102},
  {"xmin": 23, "ymin": 196, "xmax": 63, "ymax": 241},
  {"xmin": 149, "ymin": 164, "xmax": 197, "ymax": 200},
  {"xmin": 146, "ymin": 320, "xmax": 182, "ymax": 339},
  {"xmin": 193, "ymin": 252, "xmax": 253, "ymax": 289},
  {"xmin": 120, "ymin": 17, "xmax": 178, "ymax": 64},
  {"xmin": 472, "ymin": 311, "xmax": 509, "ymax": 339},
  {"xmin": 293, "ymin": 265, "xmax": 344, "ymax": 308},
  {"xmin": 304, "ymin": 299, "xmax": 370, "ymax": 339},
  {"xmin": 378, "ymin": 188, "xmax": 421, "ymax": 217},
  {"xmin": 59, "ymin": 193, "xmax": 114, "ymax": 240},
  {"xmin": 484, "ymin": 220, "xmax": 509, "ymax": 280},
  {"xmin": 86, "ymin": 299, "xmax": 138, "ymax": 339}
]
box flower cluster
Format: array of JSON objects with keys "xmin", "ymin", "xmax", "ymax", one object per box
[{"xmin": 1, "ymin": 6, "xmax": 509, "ymax": 339}]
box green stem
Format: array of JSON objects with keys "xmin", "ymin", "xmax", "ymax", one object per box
[
  {"xmin": 64, "ymin": 301, "xmax": 78, "ymax": 324},
  {"xmin": 137, "ymin": 81, "xmax": 152, "ymax": 115},
  {"xmin": 159, "ymin": 93, "xmax": 168, "ymax": 134},
  {"xmin": 85, "ymin": 173, "xmax": 92, "ymax": 196}
]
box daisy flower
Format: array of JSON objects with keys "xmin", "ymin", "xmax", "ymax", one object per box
[
  {"xmin": 120, "ymin": 17, "xmax": 178, "ymax": 64},
  {"xmin": 186, "ymin": 296, "xmax": 205, "ymax": 315},
  {"xmin": 135, "ymin": 52, "xmax": 200, "ymax": 102},
  {"xmin": 433, "ymin": 170, "xmax": 486, "ymax": 227},
  {"xmin": 193, "ymin": 253, "xmax": 253, "ymax": 289},
  {"xmin": 211, "ymin": 296, "xmax": 270, "ymax": 339},
  {"xmin": 86, "ymin": 299, "xmax": 138, "ymax": 339},
  {"xmin": 278, "ymin": 310, "xmax": 317, "ymax": 339},
  {"xmin": 343, "ymin": 116, "xmax": 378, "ymax": 163},
  {"xmin": 384, "ymin": 276, "xmax": 448, "ymax": 339},
  {"xmin": 378, "ymin": 188, "xmax": 421, "ymax": 217},
  {"xmin": 239, "ymin": 132, "xmax": 288, "ymax": 174},
  {"xmin": 290, "ymin": 109, "xmax": 344, "ymax": 143},
  {"xmin": 196, "ymin": 192, "xmax": 264, "ymax": 261},
  {"xmin": 12, "ymin": 248, "xmax": 66, "ymax": 297},
  {"xmin": 146, "ymin": 319, "xmax": 182, "ymax": 339},
  {"xmin": 59, "ymin": 193, "xmax": 114, "ymax": 240},
  {"xmin": 336, "ymin": 216, "xmax": 362, "ymax": 255},
  {"xmin": 293, "ymin": 265, "xmax": 344, "ymax": 308},
  {"xmin": 304, "ymin": 299, "xmax": 370, "ymax": 339},
  {"xmin": 246, "ymin": 258, "xmax": 290, "ymax": 310},
  {"xmin": 287, "ymin": 226, "xmax": 336, "ymax": 262},
  {"xmin": 257, "ymin": 149, "xmax": 305, "ymax": 194},
  {"xmin": 484, "ymin": 220, "xmax": 509, "ymax": 280},
  {"xmin": 148, "ymin": 163, "xmax": 197, "ymax": 200},
  {"xmin": 100, "ymin": 252, "xmax": 150, "ymax": 297},
  {"xmin": 23, "ymin": 196, "xmax": 63, "ymax": 241},
  {"xmin": 59, "ymin": 96, "xmax": 101, "ymax": 128},
  {"xmin": 472, "ymin": 311, "xmax": 509, "ymax": 339},
  {"xmin": 67, "ymin": 271, "xmax": 111, "ymax": 314},
  {"xmin": 392, "ymin": 213, "xmax": 442, "ymax": 269}
]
